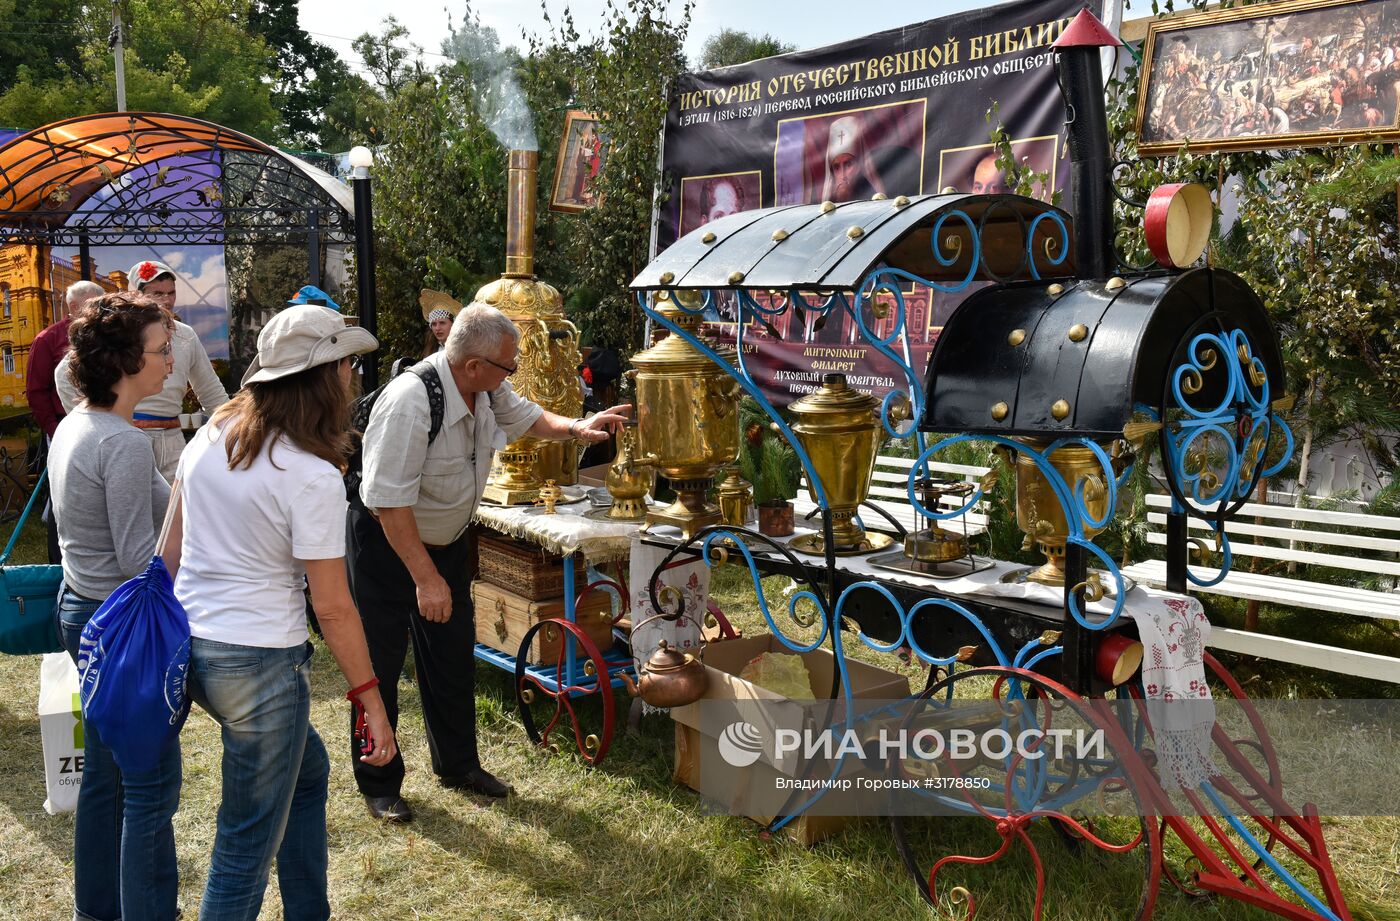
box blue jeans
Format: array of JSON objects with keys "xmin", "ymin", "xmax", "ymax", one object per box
[
  {"xmin": 189, "ymin": 638, "xmax": 330, "ymax": 921},
  {"xmin": 59, "ymin": 588, "xmax": 182, "ymax": 921}
]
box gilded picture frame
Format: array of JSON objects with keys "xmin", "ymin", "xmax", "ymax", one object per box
[
  {"xmin": 1135, "ymin": 0, "xmax": 1400, "ymax": 156},
  {"xmin": 550, "ymin": 110, "xmax": 606, "ymax": 213}
]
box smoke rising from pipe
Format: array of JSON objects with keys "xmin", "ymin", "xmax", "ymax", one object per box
[{"xmin": 442, "ymin": 9, "xmax": 538, "ymax": 151}]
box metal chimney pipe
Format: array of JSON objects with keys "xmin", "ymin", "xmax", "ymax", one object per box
[
  {"xmin": 1057, "ymin": 33, "xmax": 1115, "ymax": 279},
  {"xmin": 504, "ymin": 149, "xmax": 538, "ymax": 278}
]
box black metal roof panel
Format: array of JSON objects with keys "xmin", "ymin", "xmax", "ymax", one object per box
[
  {"xmin": 631, "ymin": 193, "xmax": 1076, "ymax": 291},
  {"xmin": 921, "ymin": 267, "xmax": 1285, "ymax": 439}
]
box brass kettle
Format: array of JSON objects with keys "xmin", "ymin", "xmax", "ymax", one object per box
[{"xmin": 622, "ymin": 639, "xmax": 709, "ymax": 709}]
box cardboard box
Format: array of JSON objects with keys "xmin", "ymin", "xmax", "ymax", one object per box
[{"xmin": 670, "ymin": 633, "xmax": 910, "ymax": 845}]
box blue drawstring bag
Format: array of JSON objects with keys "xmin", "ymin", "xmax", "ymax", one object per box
[{"xmin": 77, "ymin": 487, "xmax": 190, "ymax": 773}]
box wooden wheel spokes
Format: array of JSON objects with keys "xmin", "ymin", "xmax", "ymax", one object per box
[{"xmin": 513, "ymin": 617, "xmax": 616, "ymax": 765}]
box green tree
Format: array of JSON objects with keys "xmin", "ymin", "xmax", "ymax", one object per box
[
  {"xmin": 545, "ymin": 0, "xmax": 695, "ymax": 350},
  {"xmin": 696, "ymin": 28, "xmax": 794, "ymax": 70},
  {"xmin": 249, "ymin": 0, "xmax": 368, "ymax": 149},
  {"xmin": 0, "ymin": 0, "xmax": 92, "ymax": 88},
  {"xmin": 1106, "ymin": 3, "xmax": 1400, "ymax": 494},
  {"xmin": 0, "ymin": 0, "xmax": 278, "ymax": 137}
]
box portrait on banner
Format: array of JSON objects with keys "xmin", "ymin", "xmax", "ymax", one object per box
[
  {"xmin": 550, "ymin": 110, "xmax": 608, "ymax": 212},
  {"xmin": 773, "ymin": 100, "xmax": 927, "ymax": 205},
  {"xmin": 936, "ymin": 135, "xmax": 1060, "ymax": 201},
  {"xmin": 1136, "ymin": 0, "xmax": 1400, "ymax": 155}
]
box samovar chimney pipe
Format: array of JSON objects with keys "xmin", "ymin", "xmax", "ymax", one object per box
[
  {"xmin": 1052, "ymin": 10, "xmax": 1121, "ymax": 281},
  {"xmin": 504, "ymin": 149, "xmax": 538, "ymax": 279}
]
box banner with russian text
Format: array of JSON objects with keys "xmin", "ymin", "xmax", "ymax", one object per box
[{"xmin": 657, "ymin": 0, "xmax": 1093, "ymax": 404}]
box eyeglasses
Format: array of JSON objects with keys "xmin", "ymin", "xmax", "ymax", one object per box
[
  {"xmin": 143, "ymin": 343, "xmax": 173, "ymax": 358},
  {"xmin": 481, "ymin": 356, "xmax": 518, "ymax": 375}
]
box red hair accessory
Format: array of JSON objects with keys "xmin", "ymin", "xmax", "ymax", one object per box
[
  {"xmin": 582, "ymin": 366, "xmax": 593, "ymax": 385},
  {"xmin": 138, "ymin": 261, "xmax": 159, "ymax": 281}
]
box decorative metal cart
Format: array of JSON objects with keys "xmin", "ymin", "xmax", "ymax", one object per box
[{"xmin": 608, "ymin": 11, "xmax": 1351, "ymax": 921}]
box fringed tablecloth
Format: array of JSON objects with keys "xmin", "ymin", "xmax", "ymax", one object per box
[{"xmin": 473, "ymin": 493, "xmax": 642, "ymax": 566}]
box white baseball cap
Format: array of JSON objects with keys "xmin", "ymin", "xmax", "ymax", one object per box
[
  {"xmin": 242, "ymin": 304, "xmax": 378, "ymax": 386},
  {"xmin": 128, "ymin": 260, "xmax": 177, "ymax": 291}
]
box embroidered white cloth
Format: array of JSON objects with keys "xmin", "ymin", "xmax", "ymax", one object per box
[
  {"xmin": 473, "ymin": 491, "xmax": 642, "ymax": 565},
  {"xmin": 628, "ymin": 530, "xmax": 708, "ymax": 715}
]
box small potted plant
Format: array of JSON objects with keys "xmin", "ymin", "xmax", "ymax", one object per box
[{"xmin": 738, "ymin": 402, "xmax": 798, "ymax": 537}]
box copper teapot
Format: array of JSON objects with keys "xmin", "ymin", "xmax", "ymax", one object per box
[{"xmin": 621, "ymin": 639, "xmax": 709, "ymax": 709}]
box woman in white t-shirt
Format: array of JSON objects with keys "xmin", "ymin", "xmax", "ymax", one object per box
[{"xmin": 163, "ymin": 305, "xmax": 396, "ymax": 920}]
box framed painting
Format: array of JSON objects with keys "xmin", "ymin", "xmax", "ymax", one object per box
[
  {"xmin": 1136, "ymin": 0, "xmax": 1400, "ymax": 156},
  {"xmin": 550, "ymin": 110, "xmax": 607, "ymax": 213}
]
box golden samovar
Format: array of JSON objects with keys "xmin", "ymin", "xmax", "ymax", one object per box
[
  {"xmin": 479, "ymin": 149, "xmax": 583, "ymax": 505},
  {"xmin": 628, "ymin": 293, "xmax": 741, "ymax": 538},
  {"xmin": 1006, "ymin": 439, "xmax": 1125, "ymax": 590},
  {"xmin": 787, "ymin": 373, "xmax": 895, "ymax": 555},
  {"xmin": 585, "ymin": 420, "xmax": 652, "ymax": 522}
]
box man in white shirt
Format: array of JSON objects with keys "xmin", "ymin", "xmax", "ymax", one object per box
[
  {"xmin": 350, "ymin": 304, "xmax": 627, "ymax": 821},
  {"xmin": 56, "ymin": 260, "xmax": 228, "ymax": 480}
]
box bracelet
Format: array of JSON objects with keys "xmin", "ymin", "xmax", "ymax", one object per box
[
  {"xmin": 346, "ymin": 677, "xmax": 380, "ymax": 701},
  {"xmin": 569, "ymin": 418, "xmax": 583, "ymax": 438}
]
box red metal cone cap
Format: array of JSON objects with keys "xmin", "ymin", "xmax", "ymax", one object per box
[{"xmin": 1053, "ymin": 7, "xmax": 1123, "ymax": 48}]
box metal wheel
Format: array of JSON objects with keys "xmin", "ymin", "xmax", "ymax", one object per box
[
  {"xmin": 888, "ymin": 666, "xmax": 1162, "ymax": 921},
  {"xmin": 514, "ymin": 617, "xmax": 616, "ymax": 765}
]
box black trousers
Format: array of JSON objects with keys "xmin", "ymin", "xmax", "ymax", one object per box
[{"xmin": 346, "ymin": 505, "xmax": 480, "ymax": 798}]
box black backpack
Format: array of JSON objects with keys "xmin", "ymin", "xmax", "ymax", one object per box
[{"xmin": 345, "ymin": 361, "xmax": 446, "ymax": 503}]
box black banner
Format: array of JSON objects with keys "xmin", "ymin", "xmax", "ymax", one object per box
[{"xmin": 657, "ymin": 0, "xmax": 1097, "ymax": 403}]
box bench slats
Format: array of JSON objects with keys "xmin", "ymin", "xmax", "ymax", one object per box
[
  {"xmin": 1144, "ymin": 532, "xmax": 1400, "ymax": 577},
  {"xmin": 1145, "ymin": 494, "xmax": 1400, "ymax": 532},
  {"xmin": 1145, "ymin": 512, "xmax": 1400, "ymax": 555},
  {"xmin": 1207, "ymin": 627, "xmax": 1400, "ymax": 684},
  {"xmin": 1121, "ymin": 560, "xmax": 1400, "ymax": 621}
]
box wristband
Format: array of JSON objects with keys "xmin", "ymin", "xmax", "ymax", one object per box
[
  {"xmin": 346, "ymin": 676, "xmax": 380, "ymax": 701},
  {"xmin": 569, "ymin": 418, "xmax": 583, "ymax": 438}
]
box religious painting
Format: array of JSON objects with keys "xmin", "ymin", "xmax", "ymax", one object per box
[
  {"xmin": 1136, "ymin": 0, "xmax": 1400, "ymax": 156},
  {"xmin": 773, "ymin": 100, "xmax": 927, "ymax": 205},
  {"xmin": 550, "ymin": 110, "xmax": 608, "ymax": 213}
]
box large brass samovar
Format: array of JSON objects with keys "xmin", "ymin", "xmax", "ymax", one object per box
[
  {"xmin": 629, "ymin": 294, "xmax": 741, "ymax": 538},
  {"xmin": 479, "ymin": 149, "xmax": 583, "ymax": 505},
  {"xmin": 787, "ymin": 373, "xmax": 894, "ymax": 555}
]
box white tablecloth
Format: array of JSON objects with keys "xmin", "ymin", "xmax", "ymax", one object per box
[{"xmin": 474, "ymin": 490, "xmax": 643, "ymax": 565}]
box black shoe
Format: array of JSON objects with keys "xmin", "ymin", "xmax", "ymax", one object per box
[
  {"xmin": 441, "ymin": 768, "xmax": 513, "ymax": 799},
  {"xmin": 364, "ymin": 795, "xmax": 413, "ymax": 822}
]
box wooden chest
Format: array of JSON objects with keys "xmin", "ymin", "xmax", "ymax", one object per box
[
  {"xmin": 471, "ymin": 580, "xmax": 615, "ymax": 664},
  {"xmin": 477, "ymin": 533, "xmax": 584, "ymax": 601}
]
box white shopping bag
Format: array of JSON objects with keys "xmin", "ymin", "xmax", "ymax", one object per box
[{"xmin": 38, "ymin": 652, "xmax": 84, "ymax": 815}]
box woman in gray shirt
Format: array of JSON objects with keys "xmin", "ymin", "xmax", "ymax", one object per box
[{"xmin": 48, "ymin": 291, "xmax": 180, "ymax": 921}]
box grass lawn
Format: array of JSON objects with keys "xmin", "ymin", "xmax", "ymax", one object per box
[{"xmin": 0, "ymin": 514, "xmax": 1397, "ymax": 919}]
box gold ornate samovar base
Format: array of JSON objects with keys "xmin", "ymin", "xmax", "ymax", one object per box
[
  {"xmin": 789, "ymin": 530, "xmax": 896, "ymax": 557},
  {"xmin": 998, "ymin": 566, "xmax": 1136, "ymax": 599},
  {"xmin": 480, "ymin": 483, "xmax": 541, "ymax": 506},
  {"xmin": 639, "ymin": 478, "xmax": 722, "ymax": 540},
  {"xmin": 583, "ymin": 499, "xmax": 651, "ymax": 522}
]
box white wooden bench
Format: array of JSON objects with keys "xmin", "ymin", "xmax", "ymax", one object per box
[
  {"xmin": 794, "ymin": 453, "xmax": 991, "ymax": 537},
  {"xmin": 1121, "ymin": 494, "xmax": 1400, "ymax": 683}
]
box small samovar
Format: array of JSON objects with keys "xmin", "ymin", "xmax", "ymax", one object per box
[
  {"xmin": 586, "ymin": 420, "xmax": 652, "ymax": 522},
  {"xmin": 628, "ymin": 293, "xmax": 741, "ymax": 539},
  {"xmin": 1004, "ymin": 438, "xmax": 1127, "ymax": 590},
  {"xmin": 479, "ymin": 149, "xmax": 583, "ymax": 505},
  {"xmin": 716, "ymin": 464, "xmax": 754, "ymax": 528},
  {"xmin": 787, "ymin": 373, "xmax": 894, "ymax": 555}
]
